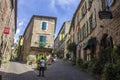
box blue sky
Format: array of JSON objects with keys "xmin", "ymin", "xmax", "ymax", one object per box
[{"xmin": 14, "ymin": 0, "xmax": 81, "ymax": 42}]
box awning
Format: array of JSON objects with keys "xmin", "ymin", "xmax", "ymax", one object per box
[{"xmin": 83, "ymin": 37, "xmax": 97, "ymax": 50}]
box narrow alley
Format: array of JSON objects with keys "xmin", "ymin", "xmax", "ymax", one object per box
[{"xmin": 2, "ymin": 59, "xmax": 95, "ymax": 80}]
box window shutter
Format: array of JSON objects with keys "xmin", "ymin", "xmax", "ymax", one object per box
[
  {"xmin": 89, "ymin": 15, "xmax": 93, "ymax": 33},
  {"xmin": 40, "ymin": 36, "xmax": 46, "ymax": 42},
  {"xmin": 93, "ymin": 9, "xmax": 96, "ymax": 28},
  {"xmin": 88, "ymin": 0, "xmax": 93, "ymax": 10},
  {"xmin": 85, "ymin": 23, "xmax": 88, "ymax": 37},
  {"xmin": 80, "ymin": 29, "xmax": 82, "ymax": 41},
  {"xmin": 87, "ymin": 21, "xmax": 91, "ymax": 34},
  {"xmin": 79, "ymin": 10, "xmax": 82, "ymax": 21},
  {"xmin": 42, "ymin": 22, "xmax": 46, "ymax": 30},
  {"xmin": 39, "ymin": 36, "xmax": 46, "ymax": 47},
  {"xmin": 82, "ymin": 27, "xmax": 84, "ymax": 39}
]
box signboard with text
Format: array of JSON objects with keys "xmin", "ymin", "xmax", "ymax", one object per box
[
  {"xmin": 3, "ymin": 27, "xmax": 10, "ymax": 34},
  {"xmin": 99, "ymin": 11, "xmax": 113, "ymax": 19}
]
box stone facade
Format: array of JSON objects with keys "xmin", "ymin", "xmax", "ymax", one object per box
[
  {"xmin": 0, "ymin": 0, "xmax": 17, "ymax": 60},
  {"xmin": 54, "ymin": 21, "xmax": 71, "ymax": 58},
  {"xmin": 69, "ymin": 0, "xmax": 120, "ymax": 61},
  {"xmin": 22, "ymin": 15, "xmax": 57, "ymax": 62}
]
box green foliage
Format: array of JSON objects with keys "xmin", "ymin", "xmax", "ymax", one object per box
[
  {"xmin": 27, "ymin": 56, "xmax": 36, "ymax": 64},
  {"xmin": 35, "ymin": 42, "xmax": 47, "ymax": 48},
  {"xmin": 2, "ymin": 61, "xmax": 7, "ymax": 64},
  {"xmin": 92, "ymin": 60, "xmax": 104, "ymax": 74},
  {"xmin": 67, "ymin": 42, "xmax": 77, "ymax": 62},
  {"xmin": 81, "ymin": 61, "xmax": 88, "ymax": 69},
  {"xmin": 112, "ymin": 45, "xmax": 120, "ymax": 63},
  {"xmin": 77, "ymin": 58, "xmax": 84, "ymax": 66},
  {"xmin": 36, "ymin": 54, "xmax": 47, "ymax": 69},
  {"xmin": 102, "ymin": 61, "xmax": 120, "ymax": 80},
  {"xmin": 87, "ymin": 60, "xmax": 94, "ymax": 73},
  {"xmin": 75, "ymin": 45, "xmax": 120, "ymax": 80},
  {"xmin": 67, "ymin": 42, "xmax": 77, "ymax": 53},
  {"xmin": 66, "ymin": 53, "xmax": 70, "ymax": 60}
]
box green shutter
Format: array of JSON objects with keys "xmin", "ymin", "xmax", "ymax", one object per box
[
  {"xmin": 93, "ymin": 9, "xmax": 96, "ymax": 28},
  {"xmin": 42, "ymin": 22, "xmax": 47, "ymax": 30},
  {"xmin": 87, "ymin": 21, "xmax": 91, "ymax": 34}
]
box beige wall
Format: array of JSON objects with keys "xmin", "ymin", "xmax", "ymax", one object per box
[
  {"xmin": 72, "ymin": 0, "xmax": 120, "ymax": 61},
  {"xmin": 22, "ymin": 19, "xmax": 34, "ymax": 61},
  {"xmin": 22, "ymin": 16, "xmax": 56, "ymax": 62},
  {"xmin": 31, "ymin": 17, "xmax": 55, "ymax": 48},
  {"xmin": 0, "ymin": 0, "xmax": 17, "ymax": 60}
]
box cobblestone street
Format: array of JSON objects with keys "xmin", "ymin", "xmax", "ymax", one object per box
[
  {"xmin": 2, "ymin": 62, "xmax": 40, "ymax": 80},
  {"xmin": 0, "ymin": 59, "xmax": 96, "ymax": 80},
  {"xmin": 43, "ymin": 59, "xmax": 95, "ymax": 80}
]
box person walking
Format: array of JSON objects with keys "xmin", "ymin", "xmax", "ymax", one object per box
[{"xmin": 38, "ymin": 57, "xmax": 46, "ymax": 77}]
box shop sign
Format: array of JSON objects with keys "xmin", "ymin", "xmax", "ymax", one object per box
[
  {"xmin": 3, "ymin": 27, "xmax": 10, "ymax": 34},
  {"xmin": 99, "ymin": 11, "xmax": 112, "ymax": 19}
]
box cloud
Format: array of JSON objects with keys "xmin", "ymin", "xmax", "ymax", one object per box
[
  {"xmin": 49, "ymin": 0, "xmax": 59, "ymax": 14},
  {"xmin": 18, "ymin": 21, "xmax": 24, "ymax": 27},
  {"xmin": 16, "ymin": 28, "xmax": 21, "ymax": 34},
  {"xmin": 50, "ymin": 0, "xmax": 80, "ymax": 10},
  {"xmin": 57, "ymin": 0, "xmax": 76, "ymax": 6}
]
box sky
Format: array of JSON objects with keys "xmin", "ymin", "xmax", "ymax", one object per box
[{"xmin": 14, "ymin": 0, "xmax": 81, "ymax": 43}]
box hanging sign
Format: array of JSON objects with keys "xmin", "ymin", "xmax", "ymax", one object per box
[{"xmin": 99, "ymin": 11, "xmax": 112, "ymax": 19}]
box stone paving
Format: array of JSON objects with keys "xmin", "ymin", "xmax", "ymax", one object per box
[
  {"xmin": 44, "ymin": 60, "xmax": 95, "ymax": 80},
  {"xmin": 0, "ymin": 60, "xmax": 96, "ymax": 80},
  {"xmin": 0, "ymin": 61, "xmax": 9, "ymax": 80}
]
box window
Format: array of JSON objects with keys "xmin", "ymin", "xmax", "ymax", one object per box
[
  {"xmin": 79, "ymin": 10, "xmax": 83, "ymax": 21},
  {"xmin": 82, "ymin": 27, "xmax": 85, "ymax": 39},
  {"xmin": 75, "ymin": 17, "xmax": 77, "ymax": 27},
  {"xmin": 85, "ymin": 23, "xmax": 88, "ymax": 37},
  {"xmin": 87, "ymin": 21, "xmax": 91, "ymax": 34},
  {"xmin": 82, "ymin": 6, "xmax": 85, "ymax": 17},
  {"xmin": 92, "ymin": 9, "xmax": 97, "ymax": 28},
  {"xmin": 89, "ymin": 14, "xmax": 93, "ymax": 33},
  {"xmin": 106, "ymin": 0, "xmax": 114, "ymax": 10},
  {"xmin": 39, "ymin": 36, "xmax": 46, "ymax": 47},
  {"xmin": 84, "ymin": 2, "xmax": 87, "ymax": 13},
  {"xmin": 88, "ymin": 0, "xmax": 93, "ymax": 10},
  {"xmin": 83, "ymin": 25, "xmax": 86, "ymax": 38},
  {"xmin": 107, "ymin": 0, "xmax": 111, "ymax": 10},
  {"xmin": 100, "ymin": 0, "xmax": 114, "ymax": 11},
  {"xmin": 80, "ymin": 29, "xmax": 83, "ymax": 41},
  {"xmin": 77, "ymin": 14, "xmax": 79, "ymax": 23},
  {"xmin": 78, "ymin": 30, "xmax": 80, "ymax": 42},
  {"xmin": 42, "ymin": 22, "xmax": 47, "ymax": 30},
  {"xmin": 11, "ymin": 0, "xmax": 14, "ymax": 9}
]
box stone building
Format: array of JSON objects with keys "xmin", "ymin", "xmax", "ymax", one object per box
[
  {"xmin": 21, "ymin": 15, "xmax": 57, "ymax": 62},
  {"xmin": 54, "ymin": 21, "xmax": 71, "ymax": 59},
  {"xmin": 0, "ymin": 0, "xmax": 17, "ymax": 60},
  {"xmin": 69, "ymin": 0, "xmax": 120, "ymax": 61}
]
